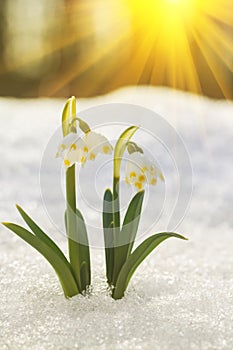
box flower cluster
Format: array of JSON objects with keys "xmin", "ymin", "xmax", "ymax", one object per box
[
  {"xmin": 57, "ymin": 126, "xmax": 164, "ymax": 191},
  {"xmin": 2, "ymin": 97, "xmax": 187, "ymax": 302},
  {"xmin": 56, "ymin": 131, "xmax": 113, "ymax": 168},
  {"xmin": 125, "ymin": 152, "xmax": 164, "ymax": 191}
]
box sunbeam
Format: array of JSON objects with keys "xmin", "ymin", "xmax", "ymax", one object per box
[{"xmin": 1, "ymin": 0, "xmax": 232, "ymax": 98}]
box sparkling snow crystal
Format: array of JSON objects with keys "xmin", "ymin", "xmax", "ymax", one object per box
[{"xmin": 0, "ymin": 87, "xmax": 232, "ymax": 349}]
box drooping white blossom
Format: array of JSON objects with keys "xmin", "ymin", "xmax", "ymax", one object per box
[
  {"xmin": 84, "ymin": 131, "xmax": 113, "ymax": 161},
  {"xmin": 125, "ymin": 152, "xmax": 164, "ymax": 191},
  {"xmin": 56, "ymin": 131, "xmax": 112, "ymax": 168},
  {"xmin": 56, "ymin": 133, "xmax": 79, "ymax": 158}
]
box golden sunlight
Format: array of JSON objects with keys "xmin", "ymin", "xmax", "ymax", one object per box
[
  {"xmin": 119, "ymin": 0, "xmax": 233, "ymax": 98},
  {"xmin": 0, "ymin": 0, "xmax": 232, "ymax": 98}
]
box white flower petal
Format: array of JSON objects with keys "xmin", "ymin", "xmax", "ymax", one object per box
[
  {"xmin": 57, "ymin": 133, "xmax": 80, "ymax": 158},
  {"xmin": 125, "ymin": 153, "xmax": 163, "ymax": 191},
  {"xmin": 84, "ymin": 131, "xmax": 112, "ymax": 158},
  {"xmin": 57, "ymin": 130, "xmax": 112, "ymax": 168}
]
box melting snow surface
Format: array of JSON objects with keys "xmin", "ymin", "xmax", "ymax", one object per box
[{"xmin": 0, "ymin": 87, "xmax": 232, "ymax": 350}]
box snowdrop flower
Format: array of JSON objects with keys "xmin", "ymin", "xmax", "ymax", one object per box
[
  {"xmin": 56, "ymin": 133, "xmax": 88, "ymax": 168},
  {"xmin": 57, "ymin": 131, "xmax": 112, "ymax": 168},
  {"xmin": 56, "ymin": 132, "xmax": 78, "ymax": 158},
  {"xmin": 125, "ymin": 152, "xmax": 164, "ymax": 191},
  {"xmin": 84, "ymin": 131, "xmax": 113, "ymax": 161}
]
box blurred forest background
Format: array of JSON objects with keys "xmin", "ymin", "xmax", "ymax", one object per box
[{"xmin": 0, "ymin": 0, "xmax": 232, "ymax": 99}]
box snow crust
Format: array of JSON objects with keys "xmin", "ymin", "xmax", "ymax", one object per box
[{"xmin": 0, "ymin": 87, "xmax": 232, "ymax": 349}]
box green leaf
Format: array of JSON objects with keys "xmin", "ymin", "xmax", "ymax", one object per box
[
  {"xmin": 103, "ymin": 189, "xmax": 114, "ymax": 284},
  {"xmin": 65, "ymin": 208, "xmax": 91, "ymax": 291},
  {"xmin": 112, "ymin": 190, "xmax": 145, "ymax": 285},
  {"xmin": 16, "ymin": 204, "xmax": 68, "ymax": 266},
  {"xmin": 62, "ymin": 96, "xmax": 76, "ymax": 137},
  {"xmin": 120, "ymin": 190, "xmax": 144, "ymax": 255},
  {"xmin": 75, "ymin": 208, "xmax": 91, "ymax": 289},
  {"xmin": 2, "ymin": 222, "xmax": 79, "ymax": 298},
  {"xmin": 113, "ymin": 232, "xmax": 188, "ymax": 300}
]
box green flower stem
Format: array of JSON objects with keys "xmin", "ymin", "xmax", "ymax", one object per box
[
  {"xmin": 111, "ymin": 126, "xmax": 139, "ymax": 287},
  {"xmin": 112, "ymin": 176, "xmax": 121, "ymax": 285},
  {"xmin": 103, "ymin": 189, "xmax": 114, "ymax": 284},
  {"xmin": 66, "ymin": 165, "xmax": 81, "ymax": 291},
  {"xmin": 112, "ymin": 176, "xmax": 120, "ymax": 230},
  {"xmin": 62, "ymin": 96, "xmax": 82, "ymax": 292}
]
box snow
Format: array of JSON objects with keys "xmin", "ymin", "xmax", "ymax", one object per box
[{"xmin": 0, "ymin": 87, "xmax": 232, "ymax": 349}]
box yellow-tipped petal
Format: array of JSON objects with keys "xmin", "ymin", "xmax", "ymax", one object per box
[
  {"xmin": 142, "ymin": 166, "xmax": 148, "ymax": 173},
  {"xmin": 135, "ymin": 182, "xmax": 143, "ymax": 190},
  {"xmin": 125, "ymin": 177, "xmax": 130, "ymax": 184},
  {"xmin": 130, "ymin": 171, "xmax": 136, "ymax": 178},
  {"xmin": 69, "ymin": 143, "xmax": 76, "ymax": 151},
  {"xmin": 150, "ymin": 178, "xmax": 157, "ymax": 185},
  {"xmin": 89, "ymin": 153, "xmax": 96, "ymax": 160},
  {"xmin": 64, "ymin": 159, "xmax": 71, "ymax": 167},
  {"xmin": 102, "ymin": 145, "xmax": 111, "ymax": 154},
  {"xmin": 80, "ymin": 156, "xmax": 86, "ymax": 164},
  {"xmin": 159, "ymin": 172, "xmax": 165, "ymax": 182},
  {"xmin": 138, "ymin": 175, "xmax": 146, "ymax": 182}
]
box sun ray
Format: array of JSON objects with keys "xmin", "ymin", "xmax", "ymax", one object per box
[
  {"xmin": 0, "ymin": 21, "xmax": 96, "ymax": 75},
  {"xmin": 78, "ymin": 30, "xmax": 136, "ymax": 96},
  {"xmin": 43, "ymin": 29, "xmax": 133, "ymax": 96},
  {"xmin": 3, "ymin": 0, "xmax": 231, "ymax": 98},
  {"xmin": 190, "ymin": 26, "xmax": 232, "ymax": 99},
  {"xmin": 149, "ymin": 2, "xmax": 202, "ymax": 94},
  {"xmin": 195, "ymin": 16, "xmax": 233, "ymax": 73},
  {"xmin": 1, "ymin": 0, "xmax": 132, "ymax": 78},
  {"xmin": 106, "ymin": 27, "xmax": 159, "ymax": 90},
  {"xmin": 177, "ymin": 35, "xmax": 202, "ymax": 93},
  {"xmin": 202, "ymin": 1, "xmax": 233, "ymax": 28},
  {"xmin": 56, "ymin": 0, "xmax": 233, "ymax": 98}
]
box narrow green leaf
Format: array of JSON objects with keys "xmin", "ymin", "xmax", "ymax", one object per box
[
  {"xmin": 112, "ymin": 190, "xmax": 145, "ymax": 285},
  {"xmin": 65, "ymin": 209, "xmax": 68, "ymax": 233},
  {"xmin": 75, "ymin": 208, "xmax": 91, "ymax": 289},
  {"xmin": 16, "ymin": 204, "xmax": 68, "ymax": 266},
  {"xmin": 121, "ymin": 190, "xmax": 144, "ymax": 255},
  {"xmin": 103, "ymin": 189, "xmax": 114, "ymax": 284},
  {"xmin": 80, "ymin": 261, "xmax": 89, "ymax": 292},
  {"xmin": 65, "ymin": 208, "xmax": 91, "ymax": 291},
  {"xmin": 113, "ymin": 232, "xmax": 188, "ymax": 300},
  {"xmin": 2, "ymin": 223, "xmax": 79, "ymax": 297}
]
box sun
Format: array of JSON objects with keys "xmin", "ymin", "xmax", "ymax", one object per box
[
  {"xmin": 107, "ymin": 0, "xmax": 232, "ymax": 99},
  {"xmin": 49, "ymin": 0, "xmax": 232, "ymax": 98},
  {"xmin": 126, "ymin": 0, "xmax": 202, "ymax": 90}
]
